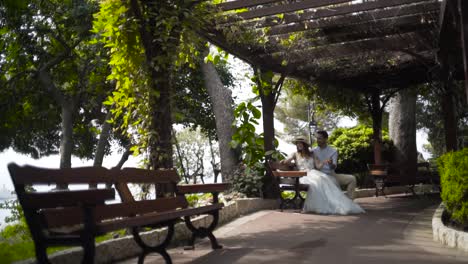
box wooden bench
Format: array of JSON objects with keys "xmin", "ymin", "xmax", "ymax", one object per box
[
  {"xmin": 7, "ymin": 163, "xmax": 229, "ymax": 264},
  {"xmin": 267, "ymin": 161, "xmax": 308, "ymax": 211},
  {"xmin": 367, "ymin": 162, "xmax": 438, "ymax": 197}
]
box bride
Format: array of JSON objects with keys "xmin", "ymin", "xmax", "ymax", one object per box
[{"xmin": 281, "ymin": 137, "xmax": 364, "ymax": 215}]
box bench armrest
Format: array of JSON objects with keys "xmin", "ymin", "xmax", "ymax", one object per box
[{"xmin": 177, "ymin": 183, "xmax": 229, "ymax": 194}]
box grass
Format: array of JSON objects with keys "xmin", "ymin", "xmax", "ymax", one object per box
[{"xmin": 0, "ymin": 228, "xmax": 127, "ymax": 263}]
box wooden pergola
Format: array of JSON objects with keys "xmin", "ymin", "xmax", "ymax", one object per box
[
  {"xmin": 196, "ymin": 0, "xmax": 467, "ymax": 197},
  {"xmin": 200, "ymin": 0, "xmax": 467, "ymax": 150},
  {"xmin": 202, "ymin": 0, "xmax": 446, "ymax": 90}
]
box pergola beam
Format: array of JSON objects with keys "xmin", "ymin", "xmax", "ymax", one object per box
[
  {"xmin": 229, "ymin": 0, "xmax": 353, "ymax": 20},
  {"xmin": 265, "ymin": 31, "xmax": 432, "ymax": 63},
  {"xmin": 266, "ymin": 3, "xmax": 439, "ymax": 35},
  {"xmin": 217, "ymin": 0, "xmax": 282, "ymax": 11},
  {"xmin": 198, "ymin": 28, "xmax": 289, "ymax": 74},
  {"xmin": 221, "ymin": 0, "xmax": 433, "ymax": 26},
  {"xmin": 265, "ymin": 0, "xmax": 436, "ymax": 29},
  {"xmin": 270, "ymin": 24, "xmax": 434, "ymax": 49}
]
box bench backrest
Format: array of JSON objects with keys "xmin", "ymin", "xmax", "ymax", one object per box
[{"xmin": 7, "ymin": 163, "xmax": 189, "ymax": 231}]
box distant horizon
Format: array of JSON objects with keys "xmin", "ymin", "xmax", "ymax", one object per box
[
  {"xmin": 0, "ymin": 57, "xmax": 431, "ymax": 190},
  {"xmin": 0, "ymin": 126, "xmax": 430, "ymax": 191}
]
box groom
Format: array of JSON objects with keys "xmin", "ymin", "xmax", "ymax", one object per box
[{"xmin": 313, "ymin": 130, "xmax": 357, "ymax": 199}]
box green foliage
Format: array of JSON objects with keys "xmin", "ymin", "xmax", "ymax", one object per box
[
  {"xmin": 0, "ymin": 199, "xmax": 24, "ymax": 225},
  {"xmin": 0, "ymin": 238, "xmax": 35, "ymax": 264},
  {"xmin": 231, "ymin": 101, "xmax": 284, "ymax": 197},
  {"xmin": 230, "ymin": 101, "xmax": 265, "ymax": 197},
  {"xmin": 275, "ymin": 79, "xmax": 341, "ymax": 140},
  {"xmin": 0, "ymin": 0, "xmax": 115, "ymax": 161},
  {"xmin": 328, "ymin": 125, "xmax": 394, "ymax": 174},
  {"xmin": 184, "ymin": 193, "xmax": 213, "ymax": 207},
  {"xmin": 231, "ymin": 163, "xmax": 265, "ymax": 197},
  {"xmin": 438, "ymin": 148, "xmax": 468, "ymax": 225},
  {"xmin": 231, "ymin": 102, "xmax": 264, "ymax": 166},
  {"xmin": 94, "ymin": 0, "xmax": 219, "ymax": 159},
  {"xmin": 0, "ymin": 198, "xmax": 34, "ymax": 262},
  {"xmin": 93, "ymin": 0, "xmax": 150, "ymax": 153},
  {"xmin": 416, "ymin": 82, "xmax": 468, "ymax": 157}
]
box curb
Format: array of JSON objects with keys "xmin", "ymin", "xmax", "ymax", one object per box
[{"xmin": 432, "ymin": 202, "xmax": 468, "ymax": 252}]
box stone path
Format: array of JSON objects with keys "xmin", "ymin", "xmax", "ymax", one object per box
[{"xmin": 119, "ymin": 194, "xmax": 468, "ymax": 264}]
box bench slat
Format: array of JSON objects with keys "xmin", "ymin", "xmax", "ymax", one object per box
[
  {"xmin": 115, "ymin": 167, "xmax": 180, "ymax": 183},
  {"xmin": 8, "ymin": 164, "xmax": 111, "ymax": 185},
  {"xmin": 97, "ymin": 203, "xmax": 224, "ymax": 233},
  {"xmin": 8, "ymin": 164, "xmax": 180, "ymax": 185},
  {"xmin": 22, "ymin": 189, "xmax": 115, "ymax": 209},
  {"xmin": 42, "ymin": 196, "xmax": 189, "ymax": 228},
  {"xmin": 272, "ymin": 171, "xmax": 307, "ymax": 177}
]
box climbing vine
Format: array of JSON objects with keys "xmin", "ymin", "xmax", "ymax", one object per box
[{"xmin": 92, "ymin": 0, "xmax": 214, "ymax": 160}]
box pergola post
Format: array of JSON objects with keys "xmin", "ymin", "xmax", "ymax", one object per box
[
  {"xmin": 458, "ymin": 0, "xmax": 468, "ymax": 101},
  {"xmin": 439, "ymin": 0, "xmax": 460, "ymax": 152}
]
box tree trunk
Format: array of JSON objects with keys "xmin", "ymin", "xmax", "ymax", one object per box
[
  {"xmin": 55, "ymin": 99, "xmax": 75, "ymax": 189},
  {"xmin": 259, "ymin": 72, "xmax": 281, "ymax": 199},
  {"xmin": 173, "ymin": 130, "xmax": 189, "ymax": 184},
  {"xmin": 149, "ymin": 75, "xmax": 174, "ymax": 169},
  {"xmin": 388, "ymin": 88, "xmax": 417, "ymax": 183},
  {"xmin": 93, "ymin": 110, "xmax": 112, "ymax": 167},
  {"xmin": 38, "ymin": 69, "xmax": 74, "ymax": 189},
  {"xmin": 130, "ymin": 0, "xmax": 175, "ymax": 170},
  {"xmin": 60, "ymin": 101, "xmax": 73, "ymax": 169},
  {"xmin": 90, "ymin": 110, "xmax": 112, "ymax": 188},
  {"xmin": 114, "ymin": 147, "xmax": 132, "ymax": 170},
  {"xmin": 370, "ymin": 91, "xmax": 383, "ymax": 165},
  {"xmin": 201, "ymin": 49, "xmax": 240, "ymax": 183}
]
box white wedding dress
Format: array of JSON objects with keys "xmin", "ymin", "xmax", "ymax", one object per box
[{"xmin": 296, "ymin": 154, "xmax": 365, "ymax": 215}]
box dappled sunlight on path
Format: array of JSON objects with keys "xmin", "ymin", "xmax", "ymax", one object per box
[{"xmin": 119, "ymin": 194, "xmax": 468, "ymax": 264}]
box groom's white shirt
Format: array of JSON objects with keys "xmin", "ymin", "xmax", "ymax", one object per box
[{"xmin": 312, "ymin": 145, "xmax": 338, "ymax": 175}]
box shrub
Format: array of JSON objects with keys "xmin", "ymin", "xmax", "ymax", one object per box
[
  {"xmin": 328, "ymin": 125, "xmax": 394, "ymax": 174},
  {"xmin": 231, "ymin": 163, "xmax": 264, "ymax": 197},
  {"xmin": 438, "ymin": 147, "xmax": 468, "ymax": 225}
]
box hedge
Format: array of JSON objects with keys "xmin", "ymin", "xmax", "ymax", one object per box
[{"xmin": 438, "ymin": 147, "xmax": 468, "ymax": 225}]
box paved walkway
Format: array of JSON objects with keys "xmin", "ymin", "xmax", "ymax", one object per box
[{"xmin": 120, "ymin": 194, "xmax": 468, "ymax": 264}]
